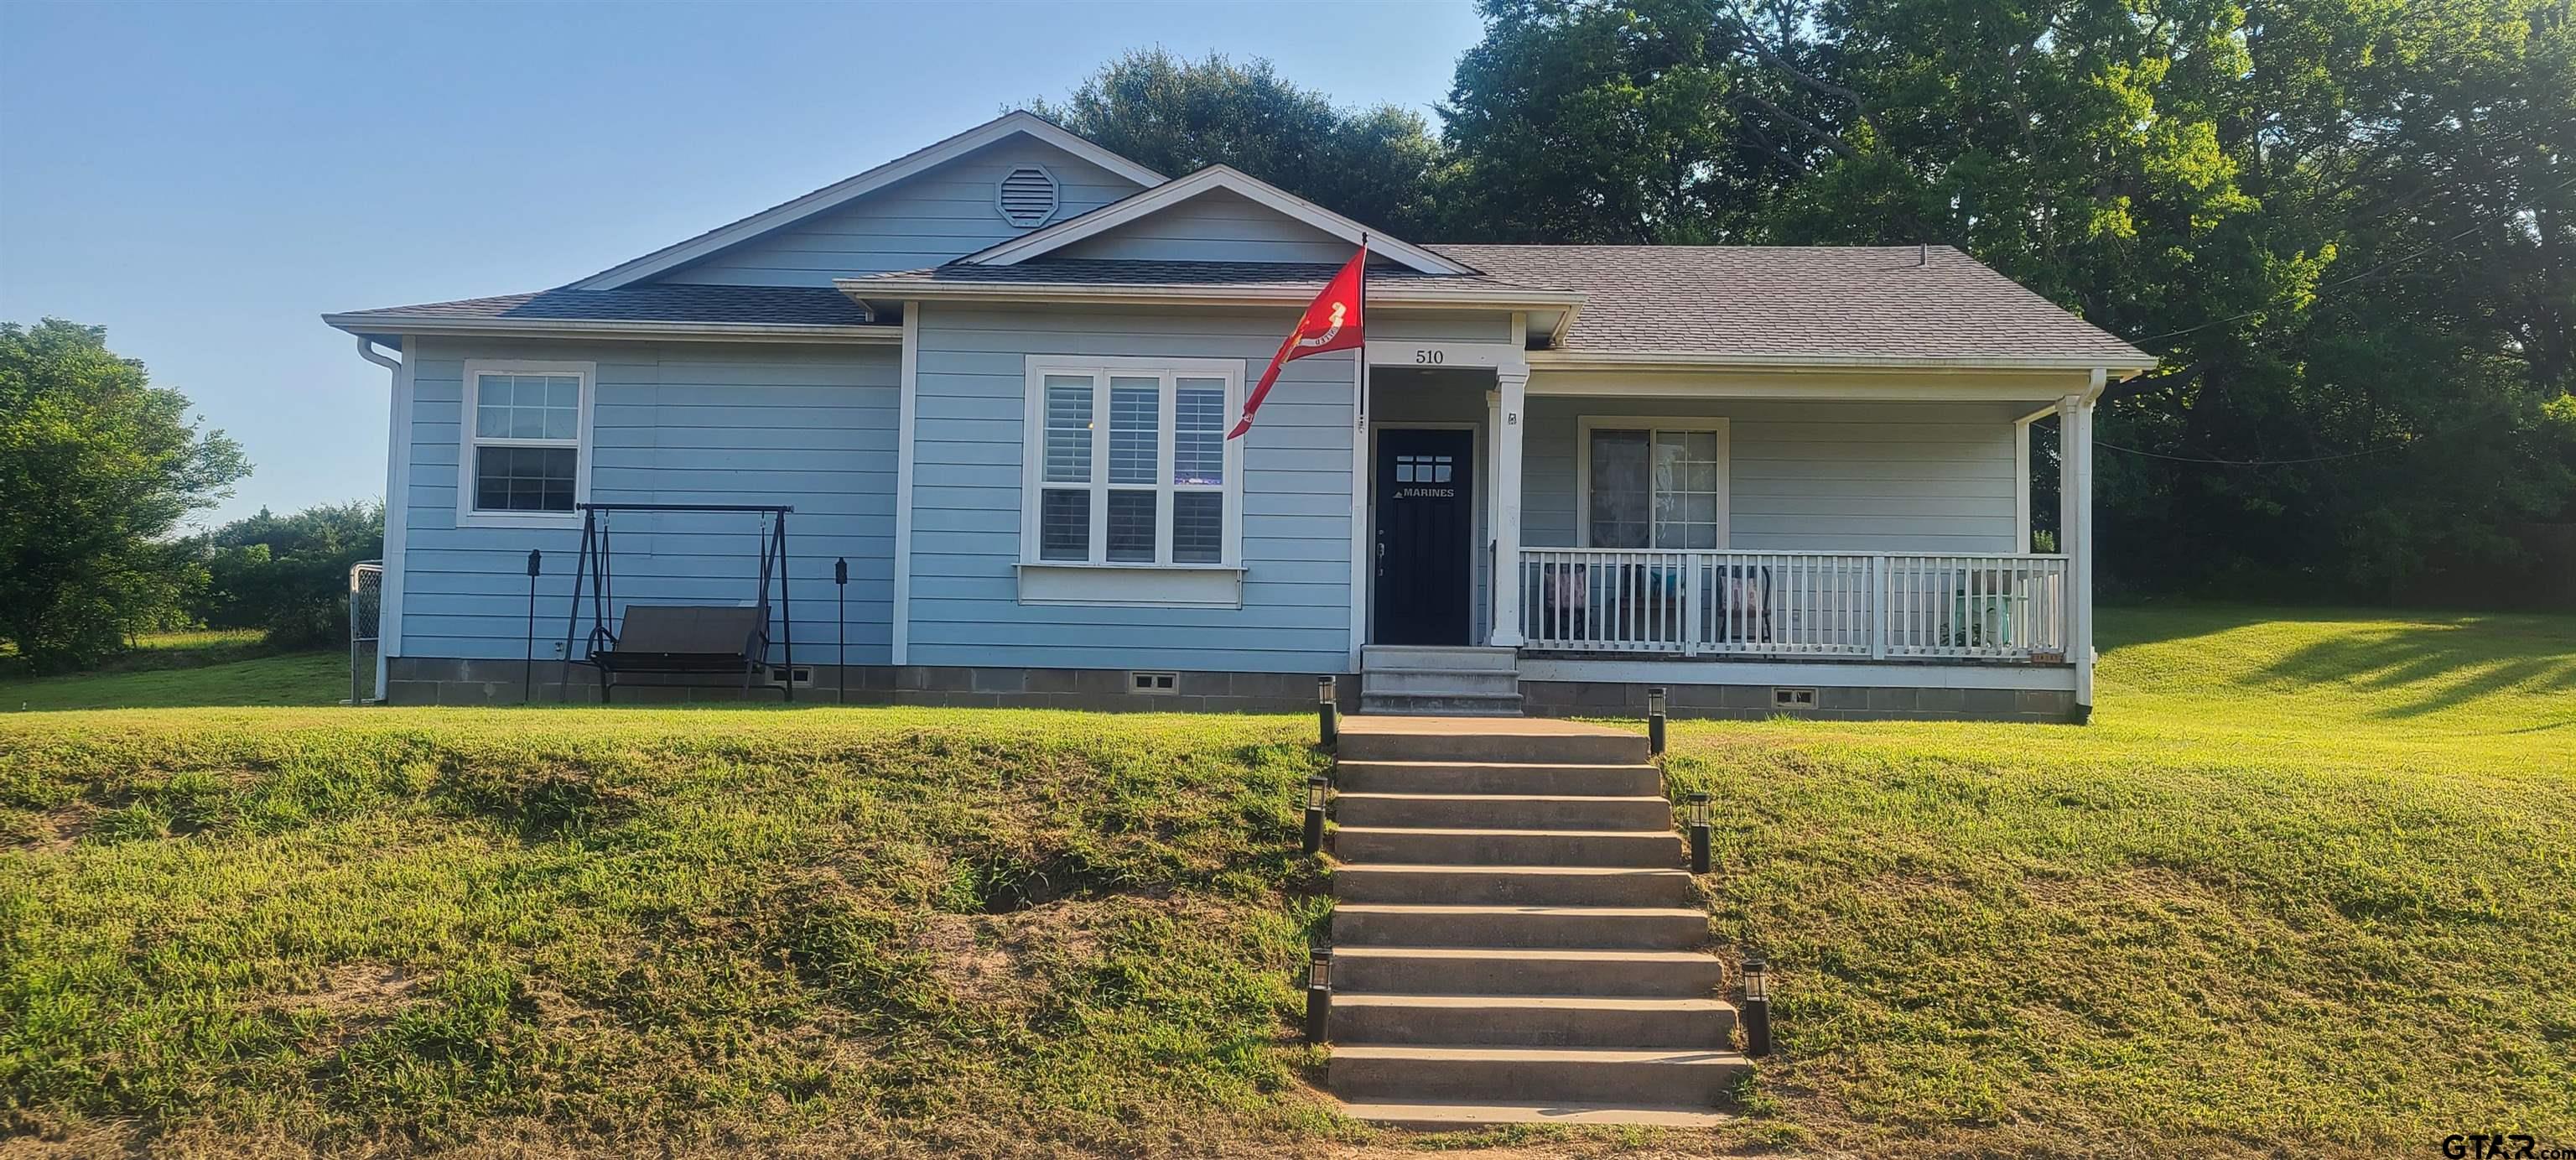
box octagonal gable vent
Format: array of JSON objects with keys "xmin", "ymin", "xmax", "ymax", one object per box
[{"xmin": 996, "ymin": 165, "xmax": 1060, "ymax": 228}]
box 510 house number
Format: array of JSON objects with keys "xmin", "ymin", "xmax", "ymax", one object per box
[{"xmin": 1411, "ymin": 348, "xmax": 1446, "ymax": 365}]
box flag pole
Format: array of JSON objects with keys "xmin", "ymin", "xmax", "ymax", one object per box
[{"xmin": 1349, "ymin": 236, "xmax": 1369, "ymax": 672}]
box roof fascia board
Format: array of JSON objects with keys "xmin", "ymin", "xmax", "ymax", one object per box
[
  {"xmin": 1529, "ymin": 350, "xmax": 2158, "ymax": 373},
  {"xmin": 320, "ymin": 315, "xmax": 902, "ymax": 345},
  {"xmin": 957, "ymin": 164, "xmax": 1473, "ymax": 275},
  {"xmin": 834, "ymin": 277, "xmax": 1578, "ymax": 312},
  {"xmin": 568, "ymin": 111, "xmax": 1166, "ymax": 291}
]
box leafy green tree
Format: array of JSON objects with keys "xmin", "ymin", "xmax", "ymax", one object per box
[
  {"xmin": 0, "ymin": 320, "xmax": 248, "ymax": 671},
  {"xmin": 1035, "ymin": 49, "xmax": 1446, "ymax": 237},
  {"xmin": 1434, "ymin": 0, "xmax": 2576, "ymax": 601},
  {"xmin": 193, "ymin": 501, "xmax": 383, "ymax": 648}
]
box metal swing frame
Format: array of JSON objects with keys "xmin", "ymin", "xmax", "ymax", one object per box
[{"xmin": 560, "ymin": 502, "xmax": 795, "ymax": 703}]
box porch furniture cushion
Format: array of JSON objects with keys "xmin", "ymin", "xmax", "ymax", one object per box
[{"xmin": 592, "ymin": 605, "xmax": 767, "ymax": 671}]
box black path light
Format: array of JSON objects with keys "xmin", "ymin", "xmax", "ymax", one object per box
[
  {"xmin": 1305, "ymin": 946, "xmax": 1334, "ymax": 1043},
  {"xmin": 1688, "ymin": 791, "xmax": 1711, "ymax": 874},
  {"xmin": 1647, "ymin": 685, "xmax": 1669, "ymax": 754},
  {"xmin": 1302, "ymin": 775, "xmax": 1330, "ymax": 856},
  {"xmin": 834, "ymin": 557, "xmax": 849, "ymax": 705},
  {"xmin": 1317, "ymin": 675, "xmax": 1339, "ymax": 747},
  {"xmin": 1741, "ymin": 956, "xmax": 1772, "ymax": 1056},
  {"xmin": 522, "ymin": 549, "xmax": 543, "ymax": 704}
]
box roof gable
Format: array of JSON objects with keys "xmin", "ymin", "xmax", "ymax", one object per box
[
  {"xmin": 1048, "ymin": 187, "xmax": 1363, "ymax": 265},
  {"xmin": 571, "ymin": 111, "xmax": 1165, "ymax": 291},
  {"xmin": 959, "ymin": 165, "xmax": 1472, "ymax": 276}
]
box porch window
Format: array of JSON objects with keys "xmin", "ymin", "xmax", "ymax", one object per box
[
  {"xmin": 1022, "ymin": 356, "xmax": 1243, "ymax": 569},
  {"xmin": 1578, "ymin": 418, "xmax": 1728, "ymax": 549},
  {"xmin": 458, "ymin": 360, "xmax": 593, "ymax": 528}
]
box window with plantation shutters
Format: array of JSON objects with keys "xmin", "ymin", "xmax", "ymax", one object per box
[
  {"xmin": 995, "ymin": 165, "xmax": 1060, "ymax": 228},
  {"xmin": 1021, "ymin": 356, "xmax": 1244, "ymax": 572}
]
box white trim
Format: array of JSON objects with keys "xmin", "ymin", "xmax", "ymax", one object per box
[
  {"xmin": 323, "ymin": 315, "xmax": 898, "ymax": 345},
  {"xmin": 1015, "ymin": 562, "xmax": 1245, "ymax": 608},
  {"xmin": 1572, "ymin": 415, "xmax": 1732, "ymax": 550},
  {"xmin": 455, "ymin": 360, "xmax": 595, "ymax": 530},
  {"xmin": 1490, "ymin": 367, "xmax": 1527, "ymax": 647},
  {"xmin": 1364, "ymin": 419, "xmax": 1489, "ymax": 648},
  {"xmin": 1530, "ymin": 351, "xmax": 2158, "ymax": 373},
  {"xmin": 2014, "ymin": 413, "xmax": 2035, "ymax": 553},
  {"xmin": 1528, "ymin": 368, "xmax": 2094, "ymax": 403},
  {"xmin": 1017, "ymin": 354, "xmax": 1245, "ymax": 580},
  {"xmin": 891, "ymin": 303, "xmax": 919, "ymax": 665},
  {"xmin": 1519, "ymin": 657, "xmax": 2078, "ymax": 691},
  {"xmin": 570, "ymin": 111, "xmax": 1165, "ymax": 289},
  {"xmin": 1362, "ymin": 339, "xmax": 1529, "ymax": 370},
  {"xmin": 834, "ymin": 278, "xmax": 1578, "ymax": 313},
  {"xmin": 958, "ymin": 164, "xmax": 1472, "ymax": 275},
  {"xmin": 376, "ymin": 339, "xmax": 414, "ymax": 676}
]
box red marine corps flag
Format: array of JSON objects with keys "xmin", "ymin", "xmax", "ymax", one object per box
[{"xmin": 1228, "ymin": 242, "xmax": 1367, "ymax": 439}]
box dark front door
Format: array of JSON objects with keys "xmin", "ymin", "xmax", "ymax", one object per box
[{"xmin": 1374, "ymin": 429, "xmax": 1475, "ymax": 646}]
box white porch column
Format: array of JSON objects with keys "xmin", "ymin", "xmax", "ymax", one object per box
[
  {"xmin": 1490, "ymin": 364, "xmax": 1528, "ymax": 647},
  {"xmin": 2058, "ymin": 391, "xmax": 2096, "ymax": 714}
]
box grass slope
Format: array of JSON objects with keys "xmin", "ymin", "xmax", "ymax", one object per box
[{"xmin": 2, "ymin": 606, "xmax": 2570, "ymax": 1157}]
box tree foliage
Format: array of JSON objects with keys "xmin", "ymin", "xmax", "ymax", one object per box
[
  {"xmin": 1052, "ymin": 4, "xmax": 2574, "ymax": 601},
  {"xmin": 192, "ymin": 501, "xmax": 384, "ymax": 649},
  {"xmin": 1034, "ymin": 48, "xmax": 1448, "ymax": 237},
  {"xmin": 0, "ymin": 320, "xmax": 248, "ymax": 671}
]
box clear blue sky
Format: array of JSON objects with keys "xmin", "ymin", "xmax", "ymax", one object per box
[{"xmin": 0, "ymin": 0, "xmax": 1484, "ymax": 526}]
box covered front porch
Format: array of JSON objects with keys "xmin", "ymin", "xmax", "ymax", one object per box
[{"xmin": 1354, "ymin": 335, "xmax": 2102, "ymax": 720}]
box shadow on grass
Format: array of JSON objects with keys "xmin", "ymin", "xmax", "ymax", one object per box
[{"xmin": 2250, "ymin": 619, "xmax": 2576, "ymax": 718}]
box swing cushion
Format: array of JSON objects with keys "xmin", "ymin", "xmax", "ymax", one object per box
[{"xmin": 593, "ymin": 605, "xmax": 767, "ymax": 671}]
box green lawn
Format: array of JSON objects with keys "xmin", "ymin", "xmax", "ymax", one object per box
[{"xmin": 2, "ymin": 606, "xmax": 2569, "ymax": 1157}]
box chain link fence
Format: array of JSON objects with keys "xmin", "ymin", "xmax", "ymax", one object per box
[{"xmin": 348, "ymin": 561, "xmax": 382, "ymax": 705}]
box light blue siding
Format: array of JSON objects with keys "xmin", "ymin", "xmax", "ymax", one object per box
[
  {"xmin": 907, "ymin": 303, "xmax": 1358, "ymax": 673},
  {"xmin": 1523, "ymin": 398, "xmax": 2023, "ymax": 553},
  {"xmin": 401, "ymin": 337, "xmax": 900, "ymax": 665},
  {"xmin": 658, "ymin": 136, "xmax": 1147, "ymax": 286},
  {"xmin": 1052, "ymin": 188, "xmax": 1358, "ymax": 263}
]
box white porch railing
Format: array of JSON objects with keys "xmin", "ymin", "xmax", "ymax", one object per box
[{"xmin": 1516, "ymin": 549, "xmax": 2071, "ymax": 662}]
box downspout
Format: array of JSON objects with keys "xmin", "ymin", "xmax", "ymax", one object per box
[{"xmin": 358, "ymin": 337, "xmax": 405, "ymax": 701}]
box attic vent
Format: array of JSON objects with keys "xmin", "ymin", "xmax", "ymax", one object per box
[{"xmin": 996, "ymin": 165, "xmax": 1060, "ymax": 228}]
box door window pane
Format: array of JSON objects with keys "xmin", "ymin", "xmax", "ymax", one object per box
[
  {"xmin": 1039, "ymin": 488, "xmax": 1088, "ymax": 560},
  {"xmin": 1106, "ymin": 490, "xmax": 1156, "ymax": 562},
  {"xmin": 1043, "ymin": 376, "xmax": 1093, "ymax": 483}
]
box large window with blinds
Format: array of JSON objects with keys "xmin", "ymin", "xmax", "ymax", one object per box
[
  {"xmin": 1021, "ymin": 356, "xmax": 1244, "ymax": 570},
  {"xmin": 1576, "ymin": 417, "xmax": 1730, "ymax": 549}
]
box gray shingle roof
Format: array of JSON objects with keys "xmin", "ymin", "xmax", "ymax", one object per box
[
  {"xmin": 844, "ymin": 258, "xmax": 1540, "ymax": 294},
  {"xmin": 330, "ymin": 284, "xmax": 880, "ymax": 327},
  {"xmin": 1429, "ymin": 244, "xmax": 2153, "ymax": 364}
]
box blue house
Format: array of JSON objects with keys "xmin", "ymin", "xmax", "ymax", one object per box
[{"xmin": 328, "ymin": 111, "xmax": 2152, "ymax": 720}]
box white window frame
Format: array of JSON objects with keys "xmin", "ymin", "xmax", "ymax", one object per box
[
  {"xmin": 1018, "ymin": 355, "xmax": 1246, "ymax": 606},
  {"xmin": 1574, "ymin": 415, "xmax": 1731, "ymax": 550},
  {"xmin": 456, "ymin": 359, "xmax": 595, "ymax": 529}
]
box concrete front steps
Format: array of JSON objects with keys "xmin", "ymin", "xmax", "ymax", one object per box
[
  {"xmin": 1325, "ymin": 715, "xmax": 1748, "ymax": 1126},
  {"xmin": 1358, "ymin": 645, "xmax": 1523, "ymax": 716}
]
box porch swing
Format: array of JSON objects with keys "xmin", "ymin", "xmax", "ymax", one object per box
[{"xmin": 559, "ymin": 503, "xmax": 796, "ymax": 703}]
